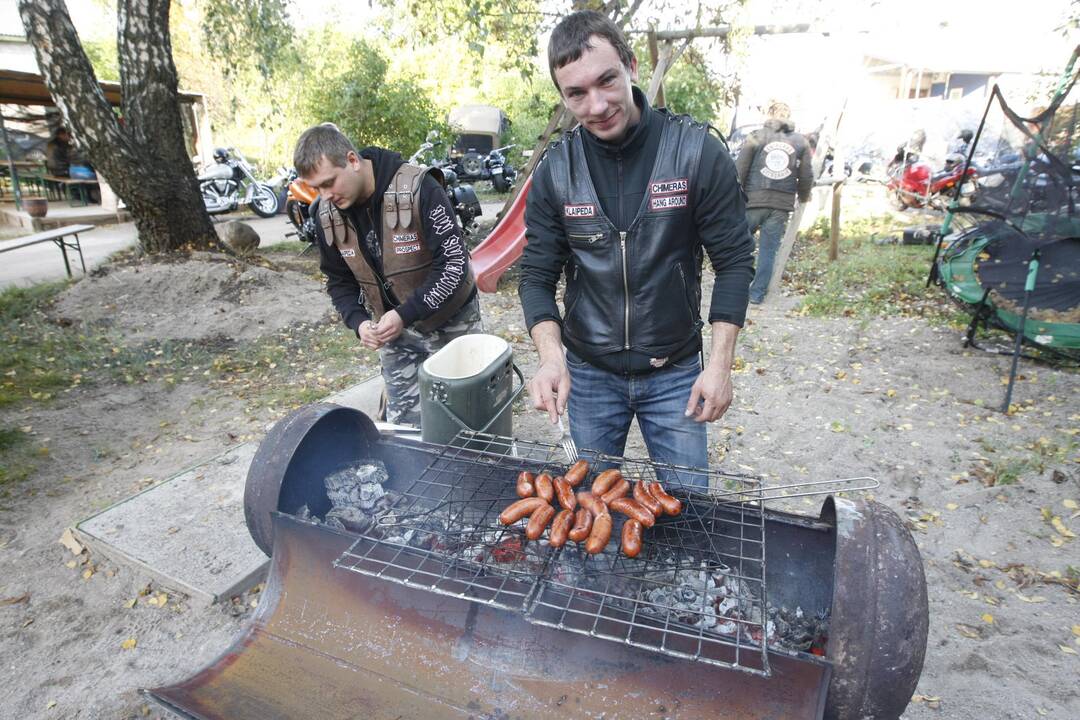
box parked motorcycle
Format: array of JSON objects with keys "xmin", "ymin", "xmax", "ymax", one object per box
[
  {"xmin": 283, "ymin": 169, "xmax": 319, "ymax": 244},
  {"xmin": 409, "ymin": 140, "xmax": 483, "ymax": 233},
  {"xmin": 198, "ymin": 147, "xmax": 280, "ymax": 218},
  {"xmin": 886, "ymin": 149, "xmax": 977, "ymax": 210},
  {"xmin": 454, "ymin": 144, "xmax": 517, "ymax": 192}
]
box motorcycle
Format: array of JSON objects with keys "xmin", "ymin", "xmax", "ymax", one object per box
[
  {"xmin": 198, "ymin": 147, "xmax": 280, "ymax": 218},
  {"xmin": 886, "ymin": 148, "xmax": 977, "ymax": 210},
  {"xmin": 409, "ymin": 140, "xmax": 483, "ymax": 233},
  {"xmin": 454, "ymin": 144, "xmax": 517, "ymax": 192},
  {"xmin": 283, "ymin": 169, "xmax": 319, "ymax": 245}
]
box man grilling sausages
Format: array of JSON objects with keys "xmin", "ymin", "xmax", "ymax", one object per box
[
  {"xmin": 295, "ymin": 123, "xmax": 482, "ymax": 426},
  {"xmin": 518, "ymin": 11, "xmax": 754, "ymax": 488}
]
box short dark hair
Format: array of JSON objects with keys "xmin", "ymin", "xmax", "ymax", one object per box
[
  {"xmin": 293, "ymin": 123, "xmax": 356, "ymax": 177},
  {"xmin": 547, "ymin": 10, "xmax": 635, "ymax": 90}
]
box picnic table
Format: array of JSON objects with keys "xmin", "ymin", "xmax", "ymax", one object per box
[
  {"xmin": 0, "ymin": 224, "xmax": 95, "ymax": 278},
  {"xmin": 41, "ymin": 174, "xmax": 99, "ymax": 206}
]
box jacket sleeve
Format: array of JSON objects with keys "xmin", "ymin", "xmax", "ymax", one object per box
[
  {"xmin": 734, "ymin": 133, "xmax": 758, "ymax": 189},
  {"xmin": 395, "ymin": 174, "xmax": 471, "ymax": 328},
  {"xmin": 518, "ymin": 156, "xmax": 571, "ymax": 332},
  {"xmin": 695, "ymin": 136, "xmax": 755, "ymax": 327},
  {"xmin": 314, "ymin": 200, "xmax": 371, "ymax": 335},
  {"xmin": 796, "ymin": 141, "xmax": 815, "ymax": 202}
]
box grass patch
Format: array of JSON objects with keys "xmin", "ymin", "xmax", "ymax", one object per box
[
  {"xmin": 0, "ymin": 426, "xmax": 36, "ymax": 488},
  {"xmin": 786, "ymin": 214, "xmax": 966, "ymax": 324},
  {"xmin": 260, "ymin": 241, "xmax": 314, "ymax": 255}
]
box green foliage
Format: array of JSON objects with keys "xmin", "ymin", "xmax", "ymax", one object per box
[
  {"xmin": 200, "ymin": 0, "xmax": 296, "ymax": 81},
  {"xmin": 301, "ymin": 37, "xmax": 444, "ymax": 155},
  {"xmin": 634, "ymin": 43, "xmax": 724, "ymax": 124},
  {"xmin": 82, "ymin": 37, "xmax": 119, "ymax": 81}
]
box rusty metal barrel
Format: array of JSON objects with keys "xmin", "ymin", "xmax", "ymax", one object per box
[{"xmin": 149, "ymin": 404, "xmax": 928, "ymax": 720}]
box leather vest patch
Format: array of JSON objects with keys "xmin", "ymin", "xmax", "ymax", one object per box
[
  {"xmin": 649, "ymin": 177, "xmax": 689, "ymax": 211},
  {"xmin": 564, "ymin": 203, "xmax": 596, "ymax": 217}
]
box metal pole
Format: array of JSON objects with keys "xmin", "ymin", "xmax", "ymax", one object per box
[
  {"xmin": 1009, "ymin": 48, "xmax": 1078, "ymax": 203},
  {"xmin": 1001, "ymin": 251, "xmax": 1040, "ymax": 413},
  {"xmin": 0, "ymin": 114, "xmax": 24, "ymax": 210}
]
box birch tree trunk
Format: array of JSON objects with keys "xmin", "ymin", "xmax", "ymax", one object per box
[{"xmin": 18, "ymin": 0, "xmax": 219, "ymax": 253}]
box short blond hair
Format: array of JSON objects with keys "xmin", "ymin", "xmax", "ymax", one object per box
[{"xmin": 767, "ymin": 102, "xmax": 791, "ymax": 122}]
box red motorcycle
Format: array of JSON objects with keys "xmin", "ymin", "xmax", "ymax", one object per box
[{"xmin": 886, "ymin": 151, "xmax": 977, "ymax": 210}]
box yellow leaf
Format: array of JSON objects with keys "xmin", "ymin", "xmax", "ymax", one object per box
[
  {"xmin": 956, "ymin": 624, "xmax": 981, "ymax": 639},
  {"xmin": 1051, "ymin": 536, "xmax": 1065, "ymax": 548},
  {"xmin": 1041, "ymin": 507, "xmax": 1053, "ymax": 522},
  {"xmin": 1017, "ymin": 593, "xmax": 1046, "ymax": 603},
  {"xmin": 981, "ymin": 613, "xmax": 994, "ymax": 624},
  {"xmin": 121, "ymin": 637, "xmax": 137, "ymax": 650},
  {"xmin": 978, "ymin": 559, "xmax": 994, "ymax": 568},
  {"xmin": 46, "ymin": 701, "xmax": 57, "ymax": 709},
  {"xmin": 1064, "ymin": 499, "xmax": 1078, "ymax": 510},
  {"xmin": 958, "ymin": 590, "xmax": 978, "ymax": 599},
  {"xmin": 946, "ymin": 502, "xmax": 959, "ymax": 510},
  {"xmin": 886, "ymin": 388, "xmax": 896, "ymax": 398},
  {"xmin": 124, "ymin": 598, "xmax": 137, "ymax": 609},
  {"xmin": 994, "ymin": 580, "xmax": 1007, "ymax": 590},
  {"xmin": 1051, "ymin": 517, "xmax": 1076, "ymax": 538},
  {"xmin": 1060, "ymin": 645, "xmax": 1078, "ymax": 655},
  {"xmin": 1072, "ymin": 625, "xmax": 1080, "ymax": 638}
]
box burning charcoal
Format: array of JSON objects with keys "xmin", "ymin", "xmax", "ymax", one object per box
[
  {"xmin": 295, "ymin": 504, "xmax": 311, "ymax": 521},
  {"xmin": 326, "ymin": 506, "xmax": 375, "ymax": 534},
  {"xmin": 358, "ymin": 482, "xmax": 386, "ymax": 512},
  {"xmin": 323, "ymin": 515, "xmax": 345, "ymax": 531}
]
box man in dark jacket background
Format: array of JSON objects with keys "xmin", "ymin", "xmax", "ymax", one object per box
[
  {"xmin": 735, "ymin": 101, "xmax": 813, "ymax": 304},
  {"xmin": 294, "ymin": 124, "xmax": 482, "ymax": 425},
  {"xmin": 518, "ymin": 11, "xmax": 754, "ymax": 487}
]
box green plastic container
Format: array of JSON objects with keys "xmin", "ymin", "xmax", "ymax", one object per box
[{"xmin": 419, "ymin": 334, "xmax": 524, "ymax": 446}]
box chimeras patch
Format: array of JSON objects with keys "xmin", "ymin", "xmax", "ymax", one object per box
[
  {"xmin": 392, "ymin": 232, "xmax": 421, "ymax": 255},
  {"xmin": 564, "ymin": 204, "xmax": 596, "ymax": 218},
  {"xmin": 649, "ymin": 177, "xmax": 689, "ymax": 211}
]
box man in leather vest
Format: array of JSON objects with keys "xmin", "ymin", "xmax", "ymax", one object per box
[
  {"xmin": 519, "ymin": 11, "xmax": 754, "ymax": 488},
  {"xmin": 735, "ymin": 101, "xmax": 813, "ymax": 304},
  {"xmin": 294, "ymin": 124, "xmax": 482, "ymax": 426}
]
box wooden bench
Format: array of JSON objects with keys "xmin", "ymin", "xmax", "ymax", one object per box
[
  {"xmin": 0, "ymin": 224, "xmax": 96, "ymax": 278},
  {"xmin": 41, "ymin": 174, "xmax": 100, "ymax": 206}
]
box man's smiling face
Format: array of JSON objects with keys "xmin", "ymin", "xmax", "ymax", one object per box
[{"xmin": 554, "ymin": 35, "xmax": 641, "ymax": 143}]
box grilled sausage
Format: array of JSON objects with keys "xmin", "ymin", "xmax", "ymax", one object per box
[
  {"xmin": 576, "ymin": 491, "xmax": 608, "ymax": 519},
  {"xmin": 568, "ymin": 507, "xmax": 593, "ymax": 542},
  {"xmin": 600, "ymin": 477, "xmax": 630, "ymax": 504},
  {"xmin": 648, "ymin": 482, "xmax": 682, "ymax": 516},
  {"xmin": 535, "ymin": 473, "xmax": 555, "ymax": 503},
  {"xmin": 549, "ymin": 509, "xmax": 574, "ymax": 548},
  {"xmin": 585, "ymin": 512, "xmax": 613, "ymax": 554},
  {"xmin": 591, "ymin": 469, "xmax": 623, "ymax": 496},
  {"xmin": 621, "ymin": 519, "xmax": 643, "ymax": 558},
  {"xmin": 516, "ymin": 471, "xmax": 535, "ymax": 498},
  {"xmin": 608, "ymin": 497, "xmax": 656, "ymax": 528},
  {"xmin": 633, "ymin": 480, "xmax": 663, "ymax": 516},
  {"xmin": 553, "ymin": 476, "xmax": 577, "ymax": 511},
  {"xmin": 564, "ymin": 459, "xmax": 589, "ymax": 488},
  {"xmin": 499, "ymin": 497, "xmax": 548, "ymax": 525},
  {"xmin": 526, "ymin": 503, "xmax": 556, "ymax": 541}
]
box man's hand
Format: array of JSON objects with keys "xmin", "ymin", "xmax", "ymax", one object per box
[
  {"xmin": 374, "ymin": 309, "xmax": 405, "ymax": 344},
  {"xmin": 358, "ymin": 320, "xmax": 383, "ymax": 351},
  {"xmin": 527, "ymin": 320, "xmax": 570, "ymax": 424},
  {"xmin": 684, "ymin": 321, "xmax": 740, "ymax": 423},
  {"xmin": 684, "ymin": 363, "xmax": 733, "ymax": 422},
  {"xmin": 529, "ymin": 360, "xmax": 570, "ymax": 424}
]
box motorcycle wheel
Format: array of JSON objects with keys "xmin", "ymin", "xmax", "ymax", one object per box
[
  {"xmin": 492, "ymin": 172, "xmax": 510, "ymax": 193},
  {"xmin": 250, "ymin": 183, "xmax": 280, "ymax": 218}
]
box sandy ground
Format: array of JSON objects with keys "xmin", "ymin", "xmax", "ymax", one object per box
[{"xmin": 0, "ymin": 246, "xmax": 1077, "ymax": 719}]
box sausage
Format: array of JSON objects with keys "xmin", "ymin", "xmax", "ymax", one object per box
[
  {"xmin": 608, "ymin": 497, "xmax": 656, "ymax": 528},
  {"xmin": 553, "ymin": 476, "xmax": 577, "ymax": 511},
  {"xmin": 584, "ymin": 512, "xmax": 613, "ymax": 554},
  {"xmin": 516, "ymin": 471, "xmax": 535, "ymax": 498},
  {"xmin": 576, "ymin": 491, "xmax": 608, "ymax": 519},
  {"xmin": 535, "ymin": 473, "xmax": 555, "ymax": 503},
  {"xmin": 564, "ymin": 459, "xmax": 589, "ymax": 488},
  {"xmin": 633, "ymin": 480, "xmax": 663, "ymax": 516},
  {"xmin": 499, "ymin": 497, "xmax": 548, "ymax": 525},
  {"xmin": 648, "ymin": 482, "xmax": 682, "ymax": 516},
  {"xmin": 525, "ymin": 503, "xmax": 556, "ymax": 541},
  {"xmin": 621, "ymin": 519, "xmax": 643, "ymax": 558},
  {"xmin": 548, "ymin": 509, "xmax": 574, "ymax": 548},
  {"xmin": 591, "ymin": 469, "xmax": 623, "ymax": 496},
  {"xmin": 568, "ymin": 507, "xmax": 593, "ymax": 542},
  {"xmin": 600, "ymin": 477, "xmax": 630, "ymax": 504}
]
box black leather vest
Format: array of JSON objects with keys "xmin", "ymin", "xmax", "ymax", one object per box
[
  {"xmin": 744, "ymin": 124, "xmax": 807, "ymax": 196},
  {"xmin": 545, "ymin": 111, "xmax": 708, "ymax": 359}
]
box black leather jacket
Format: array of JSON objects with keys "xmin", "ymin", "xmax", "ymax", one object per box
[{"xmin": 520, "ymin": 89, "xmax": 754, "ymax": 375}]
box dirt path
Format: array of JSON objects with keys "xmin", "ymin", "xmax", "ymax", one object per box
[{"xmin": 1, "ymin": 256, "xmax": 1077, "ymax": 719}]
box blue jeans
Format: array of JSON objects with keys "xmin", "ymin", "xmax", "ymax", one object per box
[
  {"xmin": 566, "ymin": 350, "xmax": 709, "ymax": 489},
  {"xmin": 746, "ymin": 207, "xmax": 791, "ymax": 303}
]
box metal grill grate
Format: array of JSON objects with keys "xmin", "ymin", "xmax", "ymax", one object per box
[{"xmin": 333, "ymin": 431, "xmax": 770, "ymax": 674}]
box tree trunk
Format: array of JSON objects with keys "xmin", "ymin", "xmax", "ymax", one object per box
[{"xmin": 18, "ymin": 0, "xmax": 219, "ymax": 253}]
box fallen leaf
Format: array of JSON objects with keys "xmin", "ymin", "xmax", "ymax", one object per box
[
  {"xmin": 22, "ymin": 617, "xmax": 34, "ymax": 628},
  {"xmin": 956, "ymin": 623, "xmax": 981, "ymax": 639},
  {"xmin": 46, "ymin": 700, "xmax": 57, "ymax": 709},
  {"xmin": 946, "ymin": 503, "xmax": 959, "ymax": 511},
  {"xmin": 58, "ymin": 528, "xmax": 85, "ymax": 556},
  {"xmin": 1072, "ymin": 625, "xmax": 1080, "ymax": 638},
  {"xmin": 0, "ymin": 593, "xmax": 30, "ymax": 606},
  {"xmin": 124, "ymin": 598, "xmax": 137, "ymax": 609},
  {"xmin": 1051, "ymin": 517, "xmax": 1075, "ymax": 539},
  {"xmin": 978, "ymin": 559, "xmax": 994, "ymax": 569},
  {"xmin": 121, "ymin": 637, "xmax": 137, "ymax": 650},
  {"xmin": 1060, "ymin": 644, "xmax": 1078, "ymax": 655},
  {"xmin": 1064, "ymin": 499, "xmax": 1078, "ymax": 510},
  {"xmin": 981, "ymin": 613, "xmax": 995, "ymax": 624},
  {"xmin": 1017, "ymin": 593, "xmax": 1046, "ymax": 603},
  {"xmin": 1051, "ymin": 536, "xmax": 1065, "ymax": 548}
]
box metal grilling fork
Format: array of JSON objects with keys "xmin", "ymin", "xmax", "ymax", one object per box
[{"xmin": 556, "ymin": 415, "xmax": 578, "ymax": 462}]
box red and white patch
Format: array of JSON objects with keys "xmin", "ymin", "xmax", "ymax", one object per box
[
  {"xmin": 649, "ymin": 194, "xmax": 688, "ymax": 211},
  {"xmin": 649, "ymin": 178, "xmax": 688, "ymax": 196},
  {"xmin": 564, "ymin": 204, "xmax": 596, "ymax": 218},
  {"xmin": 394, "ymin": 243, "xmax": 421, "ymax": 254}
]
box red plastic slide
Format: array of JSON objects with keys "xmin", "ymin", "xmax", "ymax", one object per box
[{"xmin": 470, "ymin": 174, "xmax": 531, "ymax": 293}]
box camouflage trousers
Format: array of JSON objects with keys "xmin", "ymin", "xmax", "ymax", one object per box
[{"xmin": 378, "ymin": 295, "xmax": 484, "ymax": 426}]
